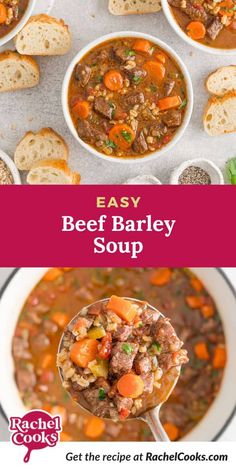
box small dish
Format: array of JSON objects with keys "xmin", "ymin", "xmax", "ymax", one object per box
[
  {"xmin": 170, "ymin": 158, "xmax": 224, "ymax": 185},
  {"xmin": 0, "ymin": 149, "xmax": 21, "ymax": 185},
  {"xmin": 124, "ymin": 174, "xmax": 162, "ymax": 184},
  {"xmin": 0, "ymin": 0, "xmax": 36, "ymax": 49}
]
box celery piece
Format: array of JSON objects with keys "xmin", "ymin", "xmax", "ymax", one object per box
[{"xmin": 227, "ymin": 158, "xmax": 236, "ymax": 185}]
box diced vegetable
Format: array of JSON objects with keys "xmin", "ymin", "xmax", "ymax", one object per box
[
  {"xmin": 190, "ymin": 277, "xmax": 203, "ymax": 293},
  {"xmin": 43, "ymin": 268, "xmax": 63, "ymax": 282},
  {"xmin": 72, "ymin": 100, "xmax": 90, "ymax": 119},
  {"xmin": 122, "ymin": 343, "xmax": 134, "ymax": 355},
  {"xmin": 98, "ymin": 388, "xmax": 106, "ymax": 400},
  {"xmin": 150, "ymin": 268, "xmax": 172, "ymax": 286},
  {"xmin": 104, "ymin": 70, "xmax": 123, "ymax": 91},
  {"xmin": 0, "ymin": 4, "xmax": 7, "ymax": 24},
  {"xmin": 187, "ymin": 21, "xmax": 206, "ymax": 40},
  {"xmin": 73, "ymin": 318, "xmax": 88, "ymax": 331},
  {"xmin": 213, "ymin": 345, "xmax": 226, "ymax": 369},
  {"xmin": 133, "ymin": 39, "xmax": 151, "ymax": 54},
  {"xmin": 226, "ymin": 158, "xmax": 236, "ymax": 184},
  {"xmin": 163, "ymin": 423, "xmax": 180, "ymax": 441},
  {"xmin": 117, "ymin": 373, "xmax": 144, "ymax": 398},
  {"xmin": 41, "ymin": 353, "xmax": 53, "ymax": 369},
  {"xmin": 119, "ymin": 408, "xmax": 130, "ymax": 420},
  {"xmin": 150, "ymin": 341, "xmax": 162, "ymax": 354},
  {"xmin": 107, "ymin": 295, "xmax": 137, "ymax": 324},
  {"xmin": 51, "ymin": 312, "xmax": 69, "ymax": 328},
  {"xmin": 70, "ymin": 339, "xmax": 99, "ymax": 368},
  {"xmin": 98, "ymin": 332, "xmax": 112, "ymax": 359},
  {"xmin": 89, "ymin": 359, "xmax": 109, "ymax": 379},
  {"xmin": 83, "ymin": 417, "xmax": 105, "ymax": 439},
  {"xmin": 144, "ymin": 60, "xmax": 166, "ymax": 83},
  {"xmin": 201, "ymin": 305, "xmax": 215, "ymax": 318},
  {"xmin": 194, "ymin": 342, "xmax": 210, "ymax": 360},
  {"xmin": 88, "ymin": 326, "xmax": 106, "ymax": 339},
  {"xmin": 185, "ymin": 295, "xmax": 204, "ymax": 309},
  {"xmin": 109, "ymin": 124, "xmax": 135, "ymax": 150},
  {"xmin": 154, "ymin": 52, "xmax": 166, "ymax": 64},
  {"xmin": 157, "ymin": 95, "xmax": 182, "ymax": 111}
]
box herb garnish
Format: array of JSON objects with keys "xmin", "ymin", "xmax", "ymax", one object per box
[
  {"xmin": 150, "ymin": 83, "xmax": 158, "ymax": 93},
  {"xmin": 133, "ymin": 75, "xmax": 142, "ymax": 85},
  {"xmin": 179, "ymin": 98, "xmax": 187, "ymax": 109},
  {"xmin": 98, "ymin": 388, "xmax": 106, "ymax": 400},
  {"xmin": 150, "ymin": 341, "xmax": 162, "ymax": 354},
  {"xmin": 125, "ymin": 48, "xmax": 135, "ymax": 57},
  {"xmin": 105, "ymin": 139, "xmax": 116, "ymax": 149},
  {"xmin": 121, "ymin": 130, "xmax": 132, "ymax": 142},
  {"xmin": 122, "ymin": 343, "xmax": 134, "ymax": 355}
]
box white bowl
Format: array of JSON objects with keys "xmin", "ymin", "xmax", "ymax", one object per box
[
  {"xmin": 62, "ymin": 31, "xmax": 193, "ymax": 164},
  {"xmin": 162, "ymin": 0, "xmax": 236, "ymax": 56},
  {"xmin": 124, "ymin": 175, "xmax": 162, "ymax": 184},
  {"xmin": 0, "ymin": 268, "xmax": 235, "ymax": 440},
  {"xmin": 0, "ymin": 0, "xmax": 36, "ymax": 48},
  {"xmin": 170, "ymin": 158, "xmax": 224, "ymax": 184},
  {"xmin": 0, "ymin": 149, "xmax": 21, "ymax": 184}
]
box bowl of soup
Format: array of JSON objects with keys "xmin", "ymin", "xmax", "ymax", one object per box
[
  {"xmin": 62, "ymin": 32, "xmax": 193, "ymax": 163},
  {"xmin": 0, "ymin": 268, "xmax": 235, "ymax": 442},
  {"xmin": 0, "ymin": 0, "xmax": 36, "ymax": 47},
  {"xmin": 162, "ymin": 0, "xmax": 236, "ymax": 54}
]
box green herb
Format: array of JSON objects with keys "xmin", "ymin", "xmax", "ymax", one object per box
[
  {"xmin": 211, "ymin": 369, "xmax": 219, "ymax": 378},
  {"xmin": 149, "ymin": 46, "xmax": 155, "ymax": 55},
  {"xmin": 150, "ymin": 341, "xmax": 162, "ymax": 354},
  {"xmin": 96, "ymin": 75, "xmax": 103, "ymax": 83},
  {"xmin": 122, "ymin": 343, "xmax": 134, "ymax": 355},
  {"xmin": 125, "ymin": 48, "xmax": 135, "ymax": 57},
  {"xmin": 226, "ymin": 158, "xmax": 236, "ymax": 184},
  {"xmin": 133, "ymin": 75, "xmax": 142, "ymax": 85},
  {"xmin": 179, "ymin": 98, "xmax": 187, "ymax": 109},
  {"xmin": 109, "ymin": 102, "xmax": 116, "ymax": 119},
  {"xmin": 138, "ymin": 322, "xmax": 143, "ymax": 328},
  {"xmin": 98, "ymin": 388, "xmax": 106, "ymax": 400},
  {"xmin": 105, "ymin": 139, "xmax": 116, "ymax": 149},
  {"xmin": 121, "ymin": 130, "xmax": 132, "ymax": 143},
  {"xmin": 150, "ymin": 83, "xmax": 158, "ymax": 93}
]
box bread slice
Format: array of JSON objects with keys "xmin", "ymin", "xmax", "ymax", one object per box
[
  {"xmin": 14, "ymin": 128, "xmax": 69, "ymax": 171},
  {"xmin": 15, "ymin": 14, "xmax": 72, "ymax": 56},
  {"xmin": 204, "ymin": 91, "xmax": 236, "ymax": 136},
  {"xmin": 27, "ymin": 160, "xmax": 81, "ymax": 185},
  {"xmin": 109, "ymin": 0, "xmax": 161, "ymax": 15},
  {"xmin": 206, "ymin": 66, "xmax": 236, "ymax": 97},
  {"xmin": 0, "ymin": 51, "xmax": 39, "ymax": 93}
]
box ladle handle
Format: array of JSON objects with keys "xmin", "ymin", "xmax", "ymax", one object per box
[{"xmin": 143, "ymin": 409, "xmax": 170, "ymax": 442}]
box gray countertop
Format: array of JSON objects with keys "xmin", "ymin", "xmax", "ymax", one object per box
[{"xmin": 0, "ymin": 0, "xmax": 236, "ymax": 184}]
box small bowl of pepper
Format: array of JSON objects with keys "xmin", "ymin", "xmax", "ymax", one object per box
[
  {"xmin": 170, "ymin": 158, "xmax": 224, "ymax": 185},
  {"xmin": 0, "ymin": 149, "xmax": 21, "ymax": 185}
]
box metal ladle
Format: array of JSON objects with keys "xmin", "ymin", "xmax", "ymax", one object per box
[{"xmin": 58, "ymin": 298, "xmax": 182, "ymax": 442}]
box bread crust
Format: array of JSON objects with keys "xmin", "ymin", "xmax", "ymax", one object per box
[
  {"xmin": 203, "ymin": 91, "xmax": 236, "ymax": 136},
  {"xmin": 109, "ymin": 0, "xmax": 161, "ymax": 15},
  {"xmin": 27, "ymin": 159, "xmax": 81, "ymax": 185},
  {"xmin": 0, "ymin": 50, "xmax": 39, "ymax": 92},
  {"xmin": 205, "ymin": 65, "xmax": 236, "ymax": 97}
]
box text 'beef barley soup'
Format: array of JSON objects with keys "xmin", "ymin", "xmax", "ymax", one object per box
[
  {"xmin": 68, "ymin": 38, "xmax": 188, "ymax": 159},
  {"xmin": 12, "ymin": 268, "xmax": 226, "ymax": 442},
  {"xmin": 0, "ymin": 0, "xmax": 29, "ymax": 38}
]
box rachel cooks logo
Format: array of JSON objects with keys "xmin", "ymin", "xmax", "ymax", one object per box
[{"xmin": 9, "ymin": 410, "xmax": 62, "ymax": 463}]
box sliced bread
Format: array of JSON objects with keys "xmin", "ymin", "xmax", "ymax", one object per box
[
  {"xmin": 15, "ymin": 14, "xmax": 72, "ymax": 56},
  {"xmin": 0, "ymin": 51, "xmax": 39, "ymax": 93},
  {"xmin": 206, "ymin": 66, "xmax": 236, "ymax": 97},
  {"xmin": 109, "ymin": 0, "xmax": 161, "ymax": 15},
  {"xmin": 27, "ymin": 159, "xmax": 81, "ymax": 185},
  {"xmin": 14, "ymin": 128, "xmax": 69, "ymax": 171},
  {"xmin": 204, "ymin": 91, "xmax": 236, "ymax": 136}
]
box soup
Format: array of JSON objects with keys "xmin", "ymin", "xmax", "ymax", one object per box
[
  {"xmin": 168, "ymin": 0, "xmax": 236, "ymax": 49},
  {"xmin": 12, "ymin": 268, "xmax": 226, "ymax": 442},
  {"xmin": 68, "ymin": 37, "xmax": 188, "ymax": 159},
  {"xmin": 0, "ymin": 0, "xmax": 29, "ymax": 39}
]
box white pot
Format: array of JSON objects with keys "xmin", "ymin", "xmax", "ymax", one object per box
[
  {"xmin": 0, "ymin": 0, "xmax": 36, "ymax": 48},
  {"xmin": 0, "ymin": 149, "xmax": 21, "ymax": 184},
  {"xmin": 62, "ymin": 31, "xmax": 193, "ymax": 164},
  {"xmin": 0, "ymin": 268, "xmax": 235, "ymax": 441}
]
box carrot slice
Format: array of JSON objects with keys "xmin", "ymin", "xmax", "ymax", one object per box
[
  {"xmin": 109, "ymin": 124, "xmax": 135, "ymax": 150},
  {"xmin": 143, "ymin": 60, "xmax": 166, "ymax": 83},
  {"xmin": 194, "ymin": 342, "xmax": 210, "ymax": 360},
  {"xmin": 154, "ymin": 52, "xmax": 167, "ymax": 64},
  {"xmin": 72, "ymin": 100, "xmax": 90, "ymax": 119},
  {"xmin": 187, "ymin": 21, "xmax": 206, "ymax": 40},
  {"xmin": 201, "ymin": 304, "xmax": 215, "ymax": 318},
  {"xmin": 104, "ymin": 70, "xmax": 123, "ymax": 91},
  {"xmin": 190, "ymin": 277, "xmax": 203, "ymax": 293},
  {"xmin": 0, "ymin": 4, "xmax": 7, "ymax": 24},
  {"xmin": 41, "ymin": 353, "xmax": 53, "ymax": 369},
  {"xmin": 150, "ymin": 268, "xmax": 172, "ymax": 286},
  {"xmin": 157, "ymin": 95, "xmax": 182, "ymax": 111},
  {"xmin": 43, "ymin": 268, "xmax": 63, "ymax": 282},
  {"xmin": 70, "ymin": 338, "xmax": 99, "ymax": 368},
  {"xmin": 84, "ymin": 417, "xmax": 105, "ymax": 439},
  {"xmin": 163, "ymin": 423, "xmax": 180, "ymax": 441},
  {"xmin": 213, "ymin": 345, "xmax": 226, "ymax": 369},
  {"xmin": 133, "ymin": 39, "xmax": 151, "ymax": 54},
  {"xmin": 107, "ymin": 295, "xmax": 137, "ymax": 324},
  {"xmin": 117, "ymin": 373, "xmax": 144, "ymax": 398},
  {"xmin": 51, "ymin": 312, "xmax": 69, "ymax": 329},
  {"xmin": 185, "ymin": 295, "xmax": 204, "ymax": 309}
]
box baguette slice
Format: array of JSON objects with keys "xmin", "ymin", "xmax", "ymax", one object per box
[
  {"xmin": 109, "ymin": 0, "xmax": 161, "ymax": 15},
  {"xmin": 206, "ymin": 66, "xmax": 236, "ymax": 97},
  {"xmin": 0, "ymin": 51, "xmax": 39, "ymax": 92},
  {"xmin": 27, "ymin": 160, "xmax": 81, "ymax": 185},
  {"xmin": 204, "ymin": 91, "xmax": 236, "ymax": 136},
  {"xmin": 14, "ymin": 128, "xmax": 69, "ymax": 170},
  {"xmin": 15, "ymin": 14, "xmax": 71, "ymax": 56}
]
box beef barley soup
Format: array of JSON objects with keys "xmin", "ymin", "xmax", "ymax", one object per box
[
  {"xmin": 68, "ymin": 37, "xmax": 188, "ymax": 159},
  {"xmin": 0, "ymin": 0, "xmax": 29, "ymax": 38},
  {"xmin": 12, "ymin": 268, "xmax": 226, "ymax": 442}
]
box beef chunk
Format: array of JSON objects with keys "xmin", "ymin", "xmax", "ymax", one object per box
[
  {"xmin": 158, "ymin": 349, "xmax": 188, "ymax": 371},
  {"xmin": 94, "ymin": 97, "xmax": 114, "ymax": 120},
  {"xmin": 154, "ymin": 318, "xmax": 183, "ymax": 352},
  {"xmin": 83, "ymin": 385, "xmax": 117, "ymax": 418},
  {"xmin": 95, "ymin": 49, "xmax": 109, "ymax": 63},
  {"xmin": 141, "ymin": 308, "xmax": 160, "ymax": 325},
  {"xmin": 109, "ymin": 342, "xmax": 139, "ymax": 376},
  {"xmin": 184, "ymin": 2, "xmax": 209, "ymax": 23},
  {"xmin": 168, "ymin": 0, "xmax": 182, "ymax": 6},
  {"xmin": 164, "ymin": 79, "xmax": 175, "ymax": 96},
  {"xmin": 114, "ymin": 395, "xmax": 133, "ymax": 413},
  {"xmin": 77, "ymin": 120, "xmax": 107, "ymax": 143},
  {"xmin": 113, "ymin": 325, "xmax": 133, "ymax": 342},
  {"xmin": 113, "ymin": 46, "xmax": 135, "ymax": 62},
  {"xmin": 16, "ymin": 368, "xmax": 36, "ymax": 392},
  {"xmin": 124, "ymin": 92, "xmax": 145, "ymax": 107},
  {"xmin": 162, "ymin": 110, "xmax": 182, "ymax": 127},
  {"xmin": 141, "ymin": 372, "xmax": 154, "ymax": 394},
  {"xmin": 207, "ymin": 17, "xmax": 223, "ymax": 40},
  {"xmin": 30, "ymin": 333, "xmax": 50, "ymax": 351},
  {"xmin": 134, "ymin": 354, "xmax": 152, "ymax": 375},
  {"xmin": 133, "ymin": 131, "xmax": 148, "ymax": 154},
  {"xmin": 75, "ymin": 64, "xmax": 91, "ymax": 87},
  {"xmin": 122, "ymin": 67, "xmax": 147, "ymax": 82},
  {"xmin": 149, "ymin": 123, "xmax": 168, "ymax": 137},
  {"xmin": 13, "ymin": 337, "xmax": 31, "ymax": 360}
]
